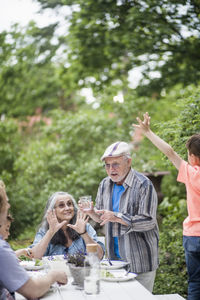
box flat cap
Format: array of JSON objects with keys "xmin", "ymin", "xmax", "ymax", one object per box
[{"xmin": 101, "ymin": 141, "xmax": 131, "ymax": 161}]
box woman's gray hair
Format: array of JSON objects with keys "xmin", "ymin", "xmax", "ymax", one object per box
[{"xmin": 40, "ymin": 191, "xmax": 78, "ymax": 231}]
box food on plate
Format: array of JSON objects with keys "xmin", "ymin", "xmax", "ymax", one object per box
[
  {"xmin": 100, "ymin": 262, "xmax": 108, "ymax": 266},
  {"xmin": 20, "ymin": 259, "xmax": 44, "ymax": 270},
  {"xmin": 34, "ymin": 259, "xmax": 43, "ymax": 266},
  {"xmin": 101, "ymin": 269, "xmax": 137, "ymax": 282},
  {"xmin": 101, "ymin": 270, "xmax": 115, "ymax": 278}
]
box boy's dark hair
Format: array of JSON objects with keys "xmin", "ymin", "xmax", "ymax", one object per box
[{"xmin": 186, "ymin": 134, "xmax": 200, "ymax": 159}]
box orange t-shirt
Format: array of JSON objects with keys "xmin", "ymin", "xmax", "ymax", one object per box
[{"xmin": 177, "ymin": 160, "xmax": 200, "ymax": 236}]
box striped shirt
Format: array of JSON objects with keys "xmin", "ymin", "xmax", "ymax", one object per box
[{"xmin": 95, "ymin": 168, "xmax": 159, "ymax": 273}]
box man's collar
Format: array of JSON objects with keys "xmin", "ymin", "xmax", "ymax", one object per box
[{"xmin": 123, "ymin": 168, "xmax": 134, "ymax": 187}]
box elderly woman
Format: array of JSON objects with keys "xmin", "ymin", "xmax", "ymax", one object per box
[{"xmin": 31, "ymin": 191, "xmax": 104, "ymax": 259}]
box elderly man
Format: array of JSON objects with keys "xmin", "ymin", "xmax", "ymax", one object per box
[{"xmin": 85, "ymin": 141, "xmax": 159, "ymax": 292}]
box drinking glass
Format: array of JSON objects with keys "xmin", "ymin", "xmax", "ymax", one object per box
[
  {"xmin": 43, "ymin": 256, "xmax": 71, "ymax": 277},
  {"xmin": 79, "ymin": 195, "xmax": 92, "ymax": 211}
]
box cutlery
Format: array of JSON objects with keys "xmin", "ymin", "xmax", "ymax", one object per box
[
  {"xmin": 108, "ymin": 259, "xmax": 113, "ymax": 266},
  {"xmin": 125, "ymin": 265, "xmax": 131, "ymax": 276},
  {"xmin": 56, "ymin": 284, "xmax": 65, "ymax": 300}
]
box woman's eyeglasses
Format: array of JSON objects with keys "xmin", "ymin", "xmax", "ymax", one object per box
[{"xmin": 55, "ymin": 201, "xmax": 73, "ymax": 209}]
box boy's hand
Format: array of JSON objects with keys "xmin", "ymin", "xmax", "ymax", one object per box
[{"xmin": 132, "ymin": 112, "xmax": 151, "ymax": 133}]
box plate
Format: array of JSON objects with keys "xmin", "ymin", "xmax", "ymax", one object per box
[
  {"xmin": 101, "ymin": 269, "xmax": 137, "ymax": 282},
  {"xmin": 43, "ymin": 254, "xmax": 68, "ymax": 261},
  {"xmin": 20, "ymin": 260, "xmax": 44, "ymax": 271},
  {"xmin": 100, "ymin": 260, "xmax": 129, "ymax": 270}
]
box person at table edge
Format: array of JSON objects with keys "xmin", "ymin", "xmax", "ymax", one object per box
[
  {"xmin": 80, "ymin": 141, "xmax": 159, "ymax": 292},
  {"xmin": 0, "ymin": 183, "xmax": 68, "ymax": 300}
]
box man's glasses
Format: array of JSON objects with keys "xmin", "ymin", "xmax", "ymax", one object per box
[
  {"xmin": 55, "ymin": 201, "xmax": 73, "ymax": 209},
  {"xmin": 104, "ymin": 163, "xmax": 120, "ymax": 170}
]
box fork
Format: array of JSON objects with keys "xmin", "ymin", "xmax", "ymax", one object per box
[
  {"xmin": 125, "ymin": 265, "xmax": 131, "ymax": 276},
  {"xmin": 56, "ymin": 284, "xmax": 65, "ymax": 300}
]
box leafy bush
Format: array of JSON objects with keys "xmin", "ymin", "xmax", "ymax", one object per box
[
  {"xmin": 0, "ymin": 118, "xmax": 21, "ymax": 175},
  {"xmin": 154, "ymin": 206, "xmax": 187, "ymax": 298}
]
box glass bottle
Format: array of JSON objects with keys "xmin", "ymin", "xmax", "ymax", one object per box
[{"xmin": 84, "ymin": 243, "xmax": 100, "ymax": 295}]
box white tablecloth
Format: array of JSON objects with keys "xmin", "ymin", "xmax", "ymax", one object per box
[{"xmin": 16, "ymin": 277, "xmax": 157, "ymax": 300}]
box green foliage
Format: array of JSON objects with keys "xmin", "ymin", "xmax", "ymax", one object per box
[
  {"xmin": 9, "ymin": 237, "xmax": 33, "ymax": 251},
  {"xmin": 153, "ymin": 168, "xmax": 188, "ymax": 298},
  {"xmin": 0, "ymin": 22, "xmax": 85, "ymax": 117},
  {"xmin": 0, "ymin": 118, "xmax": 21, "ymax": 174},
  {"xmin": 36, "ymin": 0, "xmax": 200, "ymax": 96},
  {"xmin": 155, "ymin": 85, "xmax": 200, "ymax": 162},
  {"xmin": 153, "ymin": 212, "xmax": 187, "ymax": 297},
  {"xmin": 130, "ymin": 85, "xmax": 200, "ymax": 174},
  {"xmin": 0, "ymin": 23, "xmax": 60, "ymax": 117}
]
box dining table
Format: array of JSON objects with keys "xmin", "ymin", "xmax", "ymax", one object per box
[
  {"xmin": 16, "ymin": 274, "xmax": 157, "ymax": 300},
  {"xmin": 15, "ymin": 257, "xmax": 160, "ymax": 300}
]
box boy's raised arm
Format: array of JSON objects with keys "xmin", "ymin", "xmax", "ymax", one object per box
[{"xmin": 132, "ymin": 112, "xmax": 182, "ymax": 170}]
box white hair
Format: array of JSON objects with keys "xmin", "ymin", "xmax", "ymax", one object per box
[{"xmin": 40, "ymin": 191, "xmax": 78, "ymax": 231}]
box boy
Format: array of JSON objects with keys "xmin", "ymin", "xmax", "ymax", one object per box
[{"xmin": 133, "ymin": 112, "xmax": 200, "ymax": 300}]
